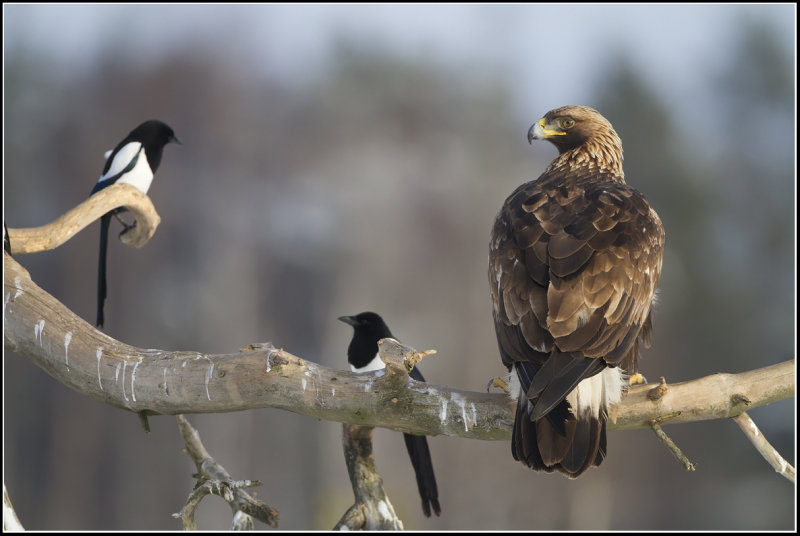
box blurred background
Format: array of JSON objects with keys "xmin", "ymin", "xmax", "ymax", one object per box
[{"xmin": 2, "ymin": 4, "xmax": 795, "ymax": 531}]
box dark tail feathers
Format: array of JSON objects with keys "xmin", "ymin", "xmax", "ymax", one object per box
[
  {"xmin": 512, "ymin": 361, "xmax": 606, "ymax": 478},
  {"xmin": 404, "ymin": 365, "xmax": 441, "ymax": 516},
  {"xmin": 402, "ymin": 432, "xmax": 441, "ymax": 517},
  {"xmin": 96, "ymin": 214, "xmax": 111, "ymax": 328}
]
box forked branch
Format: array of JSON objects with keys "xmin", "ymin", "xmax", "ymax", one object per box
[{"xmin": 172, "ymin": 415, "xmax": 279, "ymax": 529}]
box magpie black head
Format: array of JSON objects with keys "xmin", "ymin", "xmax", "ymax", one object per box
[
  {"xmin": 339, "ymin": 312, "xmax": 394, "ymax": 369},
  {"xmin": 130, "ymin": 119, "xmax": 182, "ymax": 144},
  {"xmin": 129, "ymin": 120, "xmax": 181, "ymax": 173}
]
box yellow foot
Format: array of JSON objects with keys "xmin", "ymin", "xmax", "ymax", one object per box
[
  {"xmin": 628, "ymin": 372, "xmax": 647, "ymax": 386},
  {"xmin": 486, "ymin": 376, "xmax": 510, "ymax": 394}
]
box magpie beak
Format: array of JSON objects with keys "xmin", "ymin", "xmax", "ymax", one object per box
[
  {"xmin": 339, "ymin": 311, "xmax": 441, "ymax": 517},
  {"xmin": 338, "ymin": 315, "xmax": 360, "ymax": 327}
]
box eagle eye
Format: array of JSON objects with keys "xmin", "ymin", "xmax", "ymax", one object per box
[{"xmin": 559, "ymin": 118, "xmax": 575, "ymax": 129}]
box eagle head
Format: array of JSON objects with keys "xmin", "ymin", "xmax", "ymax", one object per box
[
  {"xmin": 528, "ymin": 105, "xmax": 617, "ymax": 148},
  {"xmin": 528, "ymin": 105, "xmax": 624, "ymax": 177}
]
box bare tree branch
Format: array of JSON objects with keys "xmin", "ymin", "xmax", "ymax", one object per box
[
  {"xmin": 5, "ymin": 252, "xmax": 794, "ymax": 441},
  {"xmin": 3, "ymin": 483, "xmax": 24, "ymax": 532},
  {"xmin": 172, "ymin": 415, "xmax": 279, "ymax": 529},
  {"xmin": 732, "ymin": 412, "xmax": 795, "ymax": 483},
  {"xmin": 333, "ymin": 424, "xmax": 403, "ymax": 530},
  {"xmin": 6, "ymin": 183, "xmax": 160, "ymax": 255},
  {"xmin": 649, "ymin": 420, "xmax": 696, "ymax": 472}
]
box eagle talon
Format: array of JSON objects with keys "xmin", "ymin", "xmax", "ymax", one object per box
[
  {"xmin": 487, "ymin": 376, "xmax": 510, "ymax": 394},
  {"xmin": 628, "ymin": 372, "xmax": 647, "ymax": 386}
]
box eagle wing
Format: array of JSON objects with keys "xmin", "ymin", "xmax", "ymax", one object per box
[{"xmin": 489, "ymin": 171, "xmax": 665, "ymax": 417}]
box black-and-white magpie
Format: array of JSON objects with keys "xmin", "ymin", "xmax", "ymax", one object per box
[
  {"xmin": 90, "ymin": 120, "xmax": 181, "ymax": 328},
  {"xmin": 4, "ymin": 221, "xmax": 11, "ymax": 255},
  {"xmin": 339, "ymin": 312, "xmax": 441, "ymax": 517}
]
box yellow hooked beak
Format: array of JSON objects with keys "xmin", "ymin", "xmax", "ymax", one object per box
[{"xmin": 527, "ymin": 118, "xmax": 567, "ymax": 144}]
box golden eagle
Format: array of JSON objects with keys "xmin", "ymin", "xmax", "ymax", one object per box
[{"xmin": 489, "ymin": 105, "xmax": 665, "ymax": 477}]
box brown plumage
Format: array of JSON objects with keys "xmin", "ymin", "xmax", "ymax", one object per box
[{"xmin": 489, "ymin": 105, "xmax": 664, "ymax": 477}]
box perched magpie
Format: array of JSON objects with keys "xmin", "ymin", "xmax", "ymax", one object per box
[
  {"xmin": 4, "ymin": 221, "xmax": 10, "ymax": 255},
  {"xmin": 90, "ymin": 120, "xmax": 181, "ymax": 328},
  {"xmin": 3, "ymin": 220, "xmax": 11, "ymax": 255},
  {"xmin": 339, "ymin": 312, "xmax": 441, "ymax": 517}
]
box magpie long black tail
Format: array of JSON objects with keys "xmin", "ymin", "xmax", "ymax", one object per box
[
  {"xmin": 402, "ymin": 432, "xmax": 441, "ymax": 517},
  {"xmin": 96, "ymin": 213, "xmax": 111, "ymax": 328},
  {"xmin": 403, "ymin": 365, "xmax": 441, "ymax": 517}
]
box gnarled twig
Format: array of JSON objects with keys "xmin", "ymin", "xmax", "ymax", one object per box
[
  {"xmin": 732, "ymin": 412, "xmax": 795, "ymax": 483},
  {"xmin": 172, "ymin": 415, "xmax": 279, "ymax": 529},
  {"xmin": 6, "ymin": 183, "xmax": 160, "ymax": 255}
]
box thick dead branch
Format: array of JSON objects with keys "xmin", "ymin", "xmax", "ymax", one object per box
[
  {"xmin": 173, "ymin": 415, "xmax": 279, "ymax": 529},
  {"xmin": 4, "ymin": 253, "xmax": 795, "ymax": 441},
  {"xmin": 6, "ymin": 183, "xmax": 160, "ymax": 255},
  {"xmin": 334, "ymin": 424, "xmax": 403, "ymax": 530}
]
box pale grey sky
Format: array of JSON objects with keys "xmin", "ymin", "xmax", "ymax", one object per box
[{"xmin": 3, "ymin": 4, "xmax": 795, "ymax": 118}]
